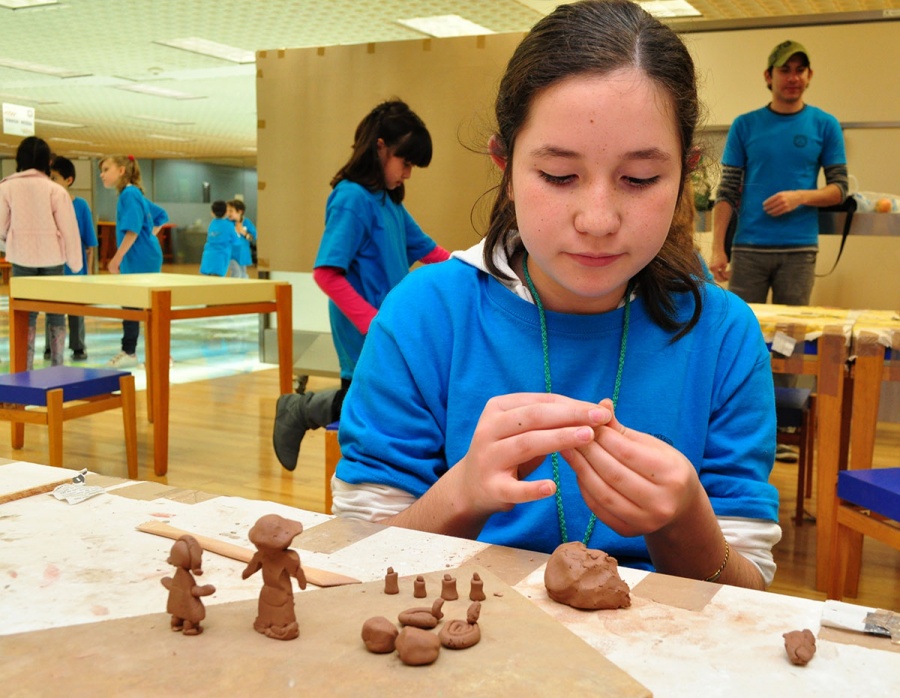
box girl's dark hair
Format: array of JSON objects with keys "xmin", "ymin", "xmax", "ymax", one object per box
[
  {"xmin": 330, "ymin": 99, "xmax": 432, "ymax": 205},
  {"xmin": 485, "ymin": 0, "xmax": 704, "ymax": 339},
  {"xmin": 16, "ymin": 136, "xmax": 52, "ymax": 175}
]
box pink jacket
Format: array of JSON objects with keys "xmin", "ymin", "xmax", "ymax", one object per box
[{"xmin": 0, "ymin": 169, "xmax": 83, "ymax": 272}]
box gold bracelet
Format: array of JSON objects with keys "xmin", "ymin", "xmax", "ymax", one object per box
[{"xmin": 705, "ymin": 539, "xmax": 730, "ymax": 583}]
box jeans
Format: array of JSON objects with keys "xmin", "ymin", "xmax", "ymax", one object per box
[{"xmin": 728, "ymin": 250, "xmax": 817, "ymax": 306}]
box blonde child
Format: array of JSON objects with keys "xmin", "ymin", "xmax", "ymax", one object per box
[{"xmin": 99, "ymin": 155, "xmax": 168, "ymax": 367}]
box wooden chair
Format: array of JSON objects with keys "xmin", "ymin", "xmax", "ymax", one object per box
[
  {"xmin": 0, "ymin": 366, "xmax": 138, "ymax": 479},
  {"xmin": 828, "ymin": 467, "xmax": 900, "ymax": 600},
  {"xmin": 774, "ymin": 387, "xmax": 816, "ymax": 525},
  {"xmin": 324, "ymin": 421, "xmax": 341, "ymax": 514}
]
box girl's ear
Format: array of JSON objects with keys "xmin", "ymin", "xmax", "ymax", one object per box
[{"xmin": 488, "ymin": 135, "xmax": 507, "ymax": 171}]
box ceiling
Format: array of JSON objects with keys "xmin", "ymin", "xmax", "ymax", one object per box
[{"xmin": 1, "ymin": 0, "xmax": 897, "ymax": 167}]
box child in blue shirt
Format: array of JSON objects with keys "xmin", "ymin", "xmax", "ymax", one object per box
[
  {"xmin": 99, "ymin": 155, "xmax": 169, "ymax": 367},
  {"xmin": 226, "ymin": 199, "xmax": 256, "ymax": 278},
  {"xmin": 45, "ymin": 155, "xmax": 98, "ymax": 361},
  {"xmin": 200, "ymin": 200, "xmax": 239, "ymax": 276}
]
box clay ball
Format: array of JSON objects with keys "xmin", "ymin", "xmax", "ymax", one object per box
[
  {"xmin": 395, "ymin": 626, "xmax": 441, "ymax": 666},
  {"xmin": 361, "ymin": 616, "xmax": 399, "ymax": 654},
  {"xmin": 783, "ymin": 629, "xmax": 816, "ymax": 666},
  {"xmin": 544, "ymin": 541, "xmax": 631, "ymax": 610}
]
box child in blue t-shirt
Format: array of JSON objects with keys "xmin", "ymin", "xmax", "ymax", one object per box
[
  {"xmin": 99, "ymin": 155, "xmax": 168, "ymax": 368},
  {"xmin": 200, "ymin": 200, "xmax": 239, "ymax": 277},
  {"xmin": 226, "ymin": 199, "xmax": 256, "ymax": 278},
  {"xmin": 44, "ymin": 155, "xmax": 98, "ymax": 362}
]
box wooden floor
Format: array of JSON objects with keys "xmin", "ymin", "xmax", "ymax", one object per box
[{"xmin": 1, "ymin": 281, "xmax": 898, "ymax": 610}]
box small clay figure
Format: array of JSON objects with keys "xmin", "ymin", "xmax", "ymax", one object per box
[
  {"xmin": 361, "ymin": 616, "xmax": 399, "ymax": 653},
  {"xmin": 440, "ymin": 573, "xmax": 458, "ymax": 601},
  {"xmin": 544, "ymin": 541, "xmax": 631, "ymax": 610},
  {"xmin": 395, "ymin": 626, "xmax": 441, "ymax": 666},
  {"xmin": 399, "ymin": 598, "xmax": 445, "ymax": 629},
  {"xmin": 160, "ymin": 535, "xmax": 216, "ymax": 636},
  {"xmin": 241, "ymin": 514, "xmax": 308, "ymax": 641},
  {"xmin": 439, "ymin": 601, "xmax": 482, "ymax": 649},
  {"xmin": 783, "ymin": 629, "xmax": 817, "ymax": 666},
  {"xmin": 469, "ymin": 572, "xmax": 486, "ymax": 601},
  {"xmin": 384, "ymin": 567, "xmax": 399, "ymax": 595},
  {"xmin": 413, "ymin": 574, "xmax": 427, "ymax": 598}
]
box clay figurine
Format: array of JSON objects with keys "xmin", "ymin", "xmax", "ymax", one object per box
[
  {"xmin": 361, "ymin": 616, "xmax": 399, "ymax": 653},
  {"xmin": 395, "ymin": 626, "xmax": 441, "ymax": 666},
  {"xmin": 242, "ymin": 514, "xmax": 308, "ymax": 641},
  {"xmin": 384, "ymin": 567, "xmax": 399, "ymax": 595},
  {"xmin": 440, "ymin": 573, "xmax": 458, "ymax": 601},
  {"xmin": 544, "ymin": 541, "xmax": 631, "ymax": 610},
  {"xmin": 439, "ymin": 601, "xmax": 482, "ymax": 649},
  {"xmin": 160, "ymin": 534, "xmax": 216, "ymax": 635},
  {"xmin": 469, "ymin": 572, "xmax": 486, "ymax": 601},
  {"xmin": 413, "ymin": 574, "xmax": 427, "ymax": 598},
  {"xmin": 783, "ymin": 629, "xmax": 816, "ymax": 666},
  {"xmin": 399, "ymin": 598, "xmax": 445, "ymax": 629}
]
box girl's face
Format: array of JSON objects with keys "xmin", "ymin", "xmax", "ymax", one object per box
[
  {"xmin": 377, "ymin": 139, "xmax": 413, "ymax": 190},
  {"xmin": 226, "ymin": 205, "xmax": 240, "ymax": 221},
  {"xmin": 99, "ymin": 159, "xmax": 125, "ymax": 190},
  {"xmin": 508, "ymin": 69, "xmax": 682, "ymax": 314}
]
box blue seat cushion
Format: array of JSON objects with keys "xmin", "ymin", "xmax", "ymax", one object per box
[
  {"xmin": 0, "ymin": 366, "xmax": 131, "ymax": 407},
  {"xmin": 774, "ymin": 387, "xmax": 812, "ymax": 429},
  {"xmin": 838, "ymin": 468, "xmax": 900, "ymax": 522},
  {"xmin": 325, "ymin": 421, "xmax": 340, "ymax": 431}
]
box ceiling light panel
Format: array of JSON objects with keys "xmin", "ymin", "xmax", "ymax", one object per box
[
  {"xmin": 396, "ymin": 14, "xmax": 494, "ymax": 37},
  {"xmin": 114, "ymin": 84, "xmax": 204, "ymax": 100},
  {"xmin": 155, "ymin": 37, "xmax": 256, "ymax": 64}
]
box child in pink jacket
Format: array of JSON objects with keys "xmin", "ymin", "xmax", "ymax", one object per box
[{"xmin": 0, "ymin": 136, "xmax": 83, "ymax": 368}]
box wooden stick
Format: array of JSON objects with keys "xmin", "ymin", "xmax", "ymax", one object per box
[
  {"xmin": 0, "ymin": 479, "xmax": 71, "ymax": 506},
  {"xmin": 137, "ymin": 520, "xmax": 360, "ymax": 588}
]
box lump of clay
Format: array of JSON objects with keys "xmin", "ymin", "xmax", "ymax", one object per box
[
  {"xmin": 544, "ymin": 541, "xmax": 631, "ymax": 610},
  {"xmin": 783, "ymin": 629, "xmax": 816, "ymax": 666},
  {"xmin": 399, "ymin": 598, "xmax": 444, "ymax": 629},
  {"xmin": 395, "ymin": 626, "xmax": 441, "ymax": 666},
  {"xmin": 361, "ymin": 616, "xmax": 399, "ymax": 653},
  {"xmin": 439, "ymin": 602, "xmax": 481, "ymax": 650}
]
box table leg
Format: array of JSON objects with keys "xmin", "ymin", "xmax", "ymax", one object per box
[
  {"xmin": 275, "ymin": 283, "xmax": 293, "ymax": 395},
  {"xmin": 149, "ymin": 290, "xmax": 173, "ymax": 476},
  {"xmin": 849, "ymin": 334, "xmax": 885, "ymax": 472},
  {"xmin": 814, "ymin": 331, "xmax": 848, "ymax": 591},
  {"xmin": 8, "ymin": 297, "xmax": 29, "ymax": 446}
]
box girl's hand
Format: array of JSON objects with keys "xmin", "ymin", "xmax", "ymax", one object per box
[
  {"xmin": 107, "ymin": 257, "xmax": 121, "ymax": 274},
  {"xmin": 454, "ymin": 393, "xmax": 611, "ymax": 519},
  {"xmin": 563, "ymin": 399, "xmax": 702, "ymax": 537}
]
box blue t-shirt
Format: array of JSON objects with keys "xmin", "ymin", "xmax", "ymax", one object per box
[
  {"xmin": 722, "ymin": 104, "xmax": 846, "ymax": 248},
  {"xmin": 116, "ymin": 185, "xmax": 167, "ymax": 274},
  {"xmin": 314, "ymin": 180, "xmax": 438, "ymax": 381},
  {"xmin": 232, "ymin": 217, "xmax": 256, "ymax": 267},
  {"xmin": 64, "ymin": 196, "xmax": 98, "ymax": 276},
  {"xmin": 200, "ymin": 217, "xmax": 239, "ymax": 276},
  {"xmin": 336, "ymin": 258, "xmax": 779, "ymax": 566}
]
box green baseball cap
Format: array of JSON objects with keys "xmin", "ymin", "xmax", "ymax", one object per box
[{"xmin": 768, "ymin": 40, "xmax": 809, "ymax": 69}]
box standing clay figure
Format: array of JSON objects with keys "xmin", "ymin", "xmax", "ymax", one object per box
[
  {"xmin": 384, "ymin": 566, "xmax": 399, "ymax": 595},
  {"xmin": 413, "ymin": 575, "xmax": 427, "ymax": 598},
  {"xmin": 440, "ymin": 573, "xmax": 458, "ymax": 601},
  {"xmin": 783, "ymin": 629, "xmax": 816, "ymax": 666},
  {"xmin": 469, "ymin": 572, "xmax": 486, "ymax": 601},
  {"xmin": 160, "ymin": 535, "xmax": 216, "ymax": 636},
  {"xmin": 242, "ymin": 514, "xmax": 308, "ymax": 641}
]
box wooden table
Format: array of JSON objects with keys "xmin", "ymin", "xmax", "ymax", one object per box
[
  {"xmin": 8, "ymin": 273, "xmax": 293, "ymax": 476},
  {"xmin": 749, "ymin": 304, "xmax": 855, "ymax": 592},
  {"xmin": 1, "ymin": 461, "xmax": 897, "ymax": 697}
]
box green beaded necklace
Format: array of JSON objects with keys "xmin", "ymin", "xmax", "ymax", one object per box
[{"xmin": 521, "ymin": 252, "xmax": 632, "ymax": 545}]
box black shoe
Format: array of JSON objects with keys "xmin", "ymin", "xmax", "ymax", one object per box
[
  {"xmin": 43, "ymin": 348, "xmax": 51, "ymax": 360},
  {"xmin": 72, "ymin": 350, "xmax": 88, "ymax": 361},
  {"xmin": 273, "ymin": 394, "xmax": 306, "ymax": 472}
]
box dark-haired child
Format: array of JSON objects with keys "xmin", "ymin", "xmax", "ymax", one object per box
[{"xmin": 200, "ymin": 200, "xmax": 239, "ymax": 277}]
